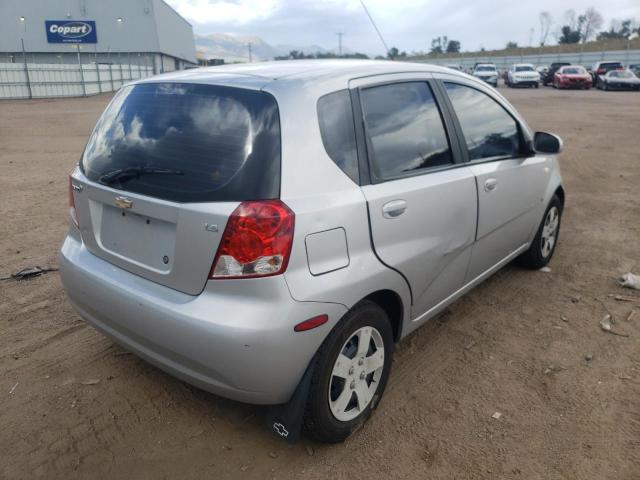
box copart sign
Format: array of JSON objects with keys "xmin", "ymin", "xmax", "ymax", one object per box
[{"xmin": 45, "ymin": 20, "xmax": 98, "ymax": 43}]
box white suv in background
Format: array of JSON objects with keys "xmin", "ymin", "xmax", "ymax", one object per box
[
  {"xmin": 507, "ymin": 64, "xmax": 540, "ymax": 88},
  {"xmin": 472, "ymin": 63, "xmax": 498, "ymax": 87}
]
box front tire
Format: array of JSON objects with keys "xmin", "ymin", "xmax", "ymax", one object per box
[
  {"xmin": 303, "ymin": 300, "xmax": 394, "ymax": 443},
  {"xmin": 518, "ymin": 195, "xmax": 562, "ymax": 269}
]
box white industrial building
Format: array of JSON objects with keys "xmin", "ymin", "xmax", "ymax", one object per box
[{"xmin": 0, "ymin": 0, "xmax": 197, "ymax": 73}]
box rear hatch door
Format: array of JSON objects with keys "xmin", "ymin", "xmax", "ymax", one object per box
[{"xmin": 71, "ymin": 81, "xmax": 281, "ymax": 295}]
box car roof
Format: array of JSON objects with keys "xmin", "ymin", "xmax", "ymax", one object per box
[
  {"xmin": 134, "ymin": 59, "xmax": 460, "ymax": 90},
  {"xmin": 513, "ymin": 63, "xmax": 534, "ymax": 67}
]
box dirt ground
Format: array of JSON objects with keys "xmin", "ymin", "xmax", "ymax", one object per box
[{"xmin": 1, "ymin": 84, "xmax": 639, "ymax": 480}]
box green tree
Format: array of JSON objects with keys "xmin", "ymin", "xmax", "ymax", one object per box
[
  {"xmin": 559, "ymin": 25, "xmax": 581, "ymax": 43},
  {"xmin": 598, "ymin": 19, "xmax": 637, "ymax": 40},
  {"xmin": 430, "ymin": 36, "xmax": 448, "ymax": 54},
  {"xmin": 506, "ymin": 41, "xmax": 518, "ymax": 49},
  {"xmin": 446, "ymin": 40, "xmax": 461, "ymax": 53},
  {"xmin": 387, "ymin": 47, "xmax": 399, "ymax": 59}
]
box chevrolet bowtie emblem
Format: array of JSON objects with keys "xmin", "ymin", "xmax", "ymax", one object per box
[
  {"xmin": 273, "ymin": 422, "xmax": 289, "ymax": 437},
  {"xmin": 114, "ymin": 196, "xmax": 133, "ymax": 209}
]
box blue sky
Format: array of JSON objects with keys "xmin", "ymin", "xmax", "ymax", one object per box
[{"xmin": 166, "ymin": 0, "xmax": 639, "ymax": 55}]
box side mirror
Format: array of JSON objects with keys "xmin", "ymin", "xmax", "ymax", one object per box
[{"xmin": 533, "ymin": 131, "xmax": 563, "ymax": 154}]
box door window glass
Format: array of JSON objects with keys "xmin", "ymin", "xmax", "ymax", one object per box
[
  {"xmin": 360, "ymin": 82, "xmax": 453, "ymax": 180},
  {"xmin": 444, "ymin": 83, "xmax": 521, "ymax": 161}
]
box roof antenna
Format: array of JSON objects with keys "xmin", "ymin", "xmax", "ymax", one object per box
[{"xmin": 359, "ymin": 0, "xmax": 390, "ymax": 56}]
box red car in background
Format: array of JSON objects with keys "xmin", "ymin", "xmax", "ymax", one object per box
[{"xmin": 553, "ymin": 66, "xmax": 592, "ymax": 89}]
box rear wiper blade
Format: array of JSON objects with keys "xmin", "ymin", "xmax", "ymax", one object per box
[{"xmin": 99, "ymin": 166, "xmax": 184, "ymax": 185}]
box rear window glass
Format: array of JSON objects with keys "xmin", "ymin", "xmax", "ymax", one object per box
[
  {"xmin": 317, "ymin": 90, "xmax": 359, "ymax": 183},
  {"xmin": 81, "ymin": 82, "xmax": 281, "ymax": 203}
]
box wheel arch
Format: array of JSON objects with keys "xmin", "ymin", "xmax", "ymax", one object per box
[
  {"xmin": 554, "ymin": 185, "xmax": 565, "ymax": 209},
  {"xmin": 361, "ymin": 289, "xmax": 405, "ymax": 342}
]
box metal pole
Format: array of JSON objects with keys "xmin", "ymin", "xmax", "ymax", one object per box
[
  {"xmin": 77, "ymin": 45, "xmax": 86, "ymax": 96},
  {"xmin": 21, "ymin": 38, "xmax": 32, "ymax": 99},
  {"xmin": 248, "ymin": 43, "xmax": 252, "ymax": 62},
  {"xmin": 128, "ymin": 52, "xmax": 132, "ymax": 80},
  {"xmin": 118, "ymin": 50, "xmax": 123, "ymax": 86},
  {"xmin": 337, "ymin": 32, "xmax": 343, "ymax": 56},
  {"xmin": 626, "ymin": 39, "xmax": 630, "ymax": 63},
  {"xmin": 95, "ymin": 44, "xmax": 102, "ymax": 93},
  {"xmin": 109, "ymin": 64, "xmax": 114, "ymax": 91}
]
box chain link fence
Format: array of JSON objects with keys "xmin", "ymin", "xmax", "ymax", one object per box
[{"xmin": 0, "ymin": 58, "xmax": 153, "ymax": 99}]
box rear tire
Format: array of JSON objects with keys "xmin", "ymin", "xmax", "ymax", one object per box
[
  {"xmin": 303, "ymin": 300, "xmax": 394, "ymax": 443},
  {"xmin": 517, "ymin": 195, "xmax": 562, "ymax": 269}
]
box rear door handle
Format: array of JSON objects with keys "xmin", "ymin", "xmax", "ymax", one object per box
[
  {"xmin": 484, "ymin": 178, "xmax": 498, "ymax": 192},
  {"xmin": 382, "ymin": 200, "xmax": 407, "ymax": 218}
]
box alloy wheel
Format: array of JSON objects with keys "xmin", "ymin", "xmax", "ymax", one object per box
[
  {"xmin": 540, "ymin": 206, "xmax": 559, "ymax": 258},
  {"xmin": 328, "ymin": 326, "xmax": 385, "ymax": 422}
]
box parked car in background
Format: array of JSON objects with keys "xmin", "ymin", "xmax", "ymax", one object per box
[
  {"xmin": 445, "ymin": 64, "xmax": 462, "ymax": 71},
  {"xmin": 506, "ymin": 64, "xmax": 540, "ymax": 88},
  {"xmin": 596, "ymin": 69, "xmax": 640, "ymax": 91},
  {"xmin": 553, "ymin": 66, "xmax": 592, "ymax": 90},
  {"xmin": 590, "ymin": 61, "xmax": 624, "ymax": 82},
  {"xmin": 628, "ymin": 64, "xmax": 640, "ymax": 78},
  {"xmin": 536, "ymin": 65, "xmax": 549, "ymax": 80},
  {"xmin": 472, "ymin": 63, "xmax": 498, "ymax": 87},
  {"xmin": 542, "ymin": 62, "xmax": 570, "ymax": 86},
  {"xmin": 59, "ymin": 60, "xmax": 565, "ymax": 443}
]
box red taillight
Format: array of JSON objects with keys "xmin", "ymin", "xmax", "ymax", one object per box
[
  {"xmin": 294, "ymin": 315, "xmax": 329, "ymax": 332},
  {"xmin": 68, "ymin": 175, "xmax": 79, "ymax": 227},
  {"xmin": 210, "ymin": 200, "xmax": 295, "ymax": 279}
]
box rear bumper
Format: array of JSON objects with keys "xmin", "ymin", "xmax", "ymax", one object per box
[{"xmin": 59, "ymin": 231, "xmax": 346, "ymax": 405}]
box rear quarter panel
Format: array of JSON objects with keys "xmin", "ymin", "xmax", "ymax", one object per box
[{"xmin": 265, "ymin": 81, "xmax": 412, "ymax": 332}]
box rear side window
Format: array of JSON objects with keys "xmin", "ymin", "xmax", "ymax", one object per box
[
  {"xmin": 81, "ymin": 82, "xmax": 281, "ymax": 203},
  {"xmin": 444, "ymin": 83, "xmax": 520, "ymax": 161},
  {"xmin": 317, "ymin": 90, "xmax": 359, "ymax": 183},
  {"xmin": 360, "ymin": 82, "xmax": 453, "ymax": 181}
]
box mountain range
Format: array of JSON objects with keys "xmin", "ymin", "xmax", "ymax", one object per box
[{"xmin": 195, "ymin": 33, "xmax": 338, "ymax": 62}]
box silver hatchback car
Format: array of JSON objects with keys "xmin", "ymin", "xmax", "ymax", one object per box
[{"xmin": 60, "ymin": 60, "xmax": 564, "ymax": 443}]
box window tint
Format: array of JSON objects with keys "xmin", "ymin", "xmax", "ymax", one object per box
[
  {"xmin": 444, "ymin": 83, "xmax": 520, "ymax": 161},
  {"xmin": 81, "ymin": 83, "xmax": 281, "ymax": 203},
  {"xmin": 317, "ymin": 90, "xmax": 359, "ymax": 183},
  {"xmin": 360, "ymin": 82, "xmax": 452, "ymax": 180}
]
